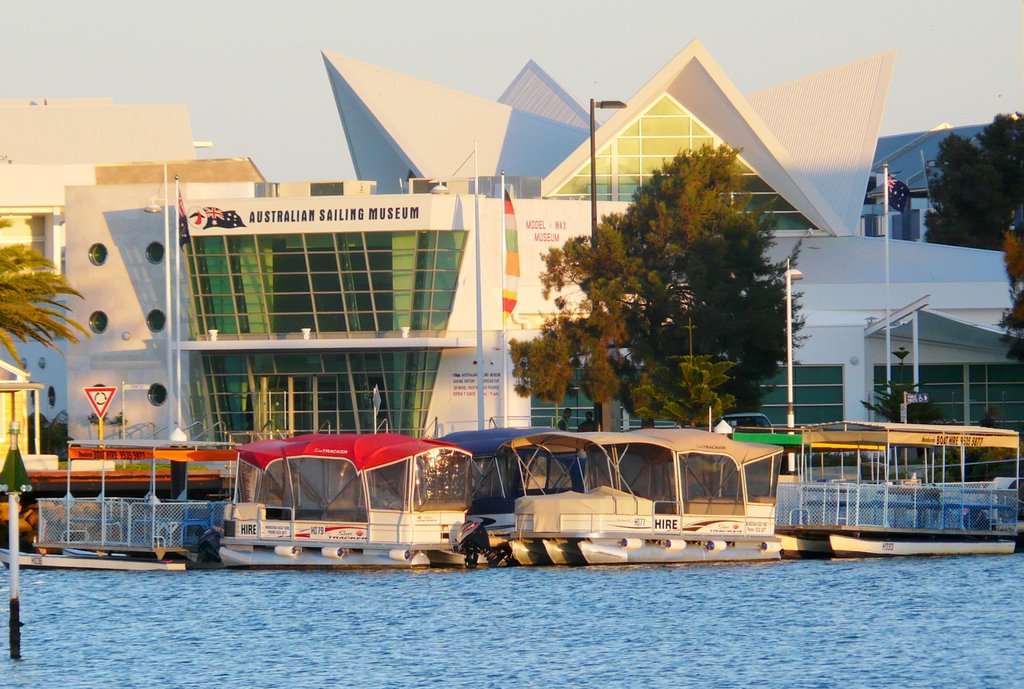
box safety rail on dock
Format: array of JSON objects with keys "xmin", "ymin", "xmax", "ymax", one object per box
[
  {"xmin": 776, "ymin": 481, "xmax": 1018, "ymax": 533},
  {"xmin": 35, "ymin": 497, "xmax": 228, "ymax": 552}
]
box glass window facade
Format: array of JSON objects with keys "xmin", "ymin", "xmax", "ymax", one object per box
[
  {"xmin": 761, "ymin": 365, "xmax": 845, "ymax": 425},
  {"xmin": 872, "ymin": 363, "xmax": 1024, "ymax": 428},
  {"xmin": 551, "ymin": 94, "xmax": 817, "ymax": 232},
  {"xmin": 201, "ymin": 350, "xmax": 442, "ymax": 437},
  {"xmin": 186, "ymin": 228, "xmax": 466, "ymax": 438},
  {"xmin": 187, "ymin": 230, "xmax": 466, "ymax": 337}
]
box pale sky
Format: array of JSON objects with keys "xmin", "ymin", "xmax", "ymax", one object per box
[{"xmin": 6, "ymin": 0, "xmax": 1022, "ymax": 182}]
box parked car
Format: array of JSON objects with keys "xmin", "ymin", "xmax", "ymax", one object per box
[{"xmin": 717, "ymin": 412, "xmax": 772, "ymax": 430}]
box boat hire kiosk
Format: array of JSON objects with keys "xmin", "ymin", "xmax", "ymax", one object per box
[{"xmin": 738, "ymin": 421, "xmax": 1022, "ymax": 557}]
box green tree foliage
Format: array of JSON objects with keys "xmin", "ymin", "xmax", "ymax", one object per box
[
  {"xmin": 26, "ymin": 411, "xmax": 70, "ymax": 461},
  {"xmin": 1001, "ymin": 227, "xmax": 1024, "ymax": 358},
  {"xmin": 926, "ymin": 114, "xmax": 1024, "ymax": 250},
  {"xmin": 632, "ymin": 355, "xmax": 736, "ymax": 428},
  {"xmin": 861, "ymin": 382, "xmax": 944, "ymax": 423},
  {"xmin": 511, "ymin": 146, "xmax": 796, "ymax": 412},
  {"xmin": 0, "ymin": 241, "xmax": 86, "ymax": 361}
]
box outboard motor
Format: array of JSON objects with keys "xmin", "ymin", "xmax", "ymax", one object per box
[
  {"xmin": 450, "ymin": 517, "xmax": 514, "ymax": 568},
  {"xmin": 195, "ymin": 526, "xmax": 223, "ymax": 564}
]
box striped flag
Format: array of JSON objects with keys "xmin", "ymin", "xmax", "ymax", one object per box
[{"xmin": 502, "ymin": 190, "xmax": 520, "ymax": 320}]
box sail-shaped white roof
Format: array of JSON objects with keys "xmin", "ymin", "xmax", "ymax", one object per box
[
  {"xmin": 747, "ymin": 51, "xmax": 895, "ymax": 236},
  {"xmin": 322, "ymin": 41, "xmax": 893, "ymax": 235},
  {"xmin": 322, "ymin": 51, "xmax": 585, "ymax": 193}
]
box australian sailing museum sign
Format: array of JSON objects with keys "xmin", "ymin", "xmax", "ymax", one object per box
[{"xmin": 185, "ymin": 196, "xmax": 429, "ymax": 235}]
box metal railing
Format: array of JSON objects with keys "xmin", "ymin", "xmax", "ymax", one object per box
[
  {"xmin": 36, "ymin": 497, "xmax": 227, "ymax": 551},
  {"xmin": 777, "ymin": 481, "xmax": 1018, "ymax": 533}
]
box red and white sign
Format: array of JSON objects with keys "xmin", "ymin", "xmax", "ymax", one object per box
[{"xmin": 84, "ymin": 386, "xmax": 117, "ymax": 418}]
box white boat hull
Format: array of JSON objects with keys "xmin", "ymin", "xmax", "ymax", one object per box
[
  {"xmin": 778, "ymin": 533, "xmax": 834, "ymax": 558},
  {"xmin": 0, "ymin": 548, "xmax": 187, "ymax": 571},
  {"xmin": 508, "ymin": 537, "xmax": 781, "ymax": 566},
  {"xmin": 218, "ymin": 544, "xmax": 436, "ymax": 568},
  {"xmin": 829, "ymin": 534, "xmax": 1016, "ymax": 557}
]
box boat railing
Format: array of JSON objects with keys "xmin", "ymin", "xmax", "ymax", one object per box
[
  {"xmin": 776, "ymin": 481, "xmax": 1018, "ymax": 534},
  {"xmin": 35, "ymin": 496, "xmax": 228, "ymax": 552}
]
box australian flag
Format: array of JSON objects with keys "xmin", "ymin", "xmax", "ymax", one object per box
[
  {"xmin": 177, "ymin": 191, "xmax": 191, "ymax": 247},
  {"xmin": 887, "ymin": 175, "xmax": 910, "ymax": 212},
  {"xmin": 200, "ymin": 207, "xmax": 247, "ymax": 230}
]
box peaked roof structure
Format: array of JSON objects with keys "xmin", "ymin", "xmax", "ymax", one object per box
[
  {"xmin": 322, "ymin": 40, "xmax": 894, "ymax": 236},
  {"xmin": 498, "ymin": 60, "xmax": 589, "ymax": 128},
  {"xmin": 747, "ymin": 50, "xmax": 895, "ymax": 234},
  {"xmin": 542, "ymin": 40, "xmax": 892, "ymax": 236},
  {"xmin": 322, "ymin": 51, "xmax": 586, "ymax": 193}
]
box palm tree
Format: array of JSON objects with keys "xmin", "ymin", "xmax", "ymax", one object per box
[{"xmin": 0, "ymin": 239, "xmax": 86, "ymax": 360}]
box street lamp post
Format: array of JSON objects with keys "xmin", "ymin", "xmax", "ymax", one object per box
[
  {"xmin": 589, "ymin": 99, "xmax": 627, "ymax": 237},
  {"xmin": 785, "ymin": 261, "xmax": 803, "ymax": 430}
]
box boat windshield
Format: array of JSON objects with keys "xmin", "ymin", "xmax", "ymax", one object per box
[
  {"xmin": 367, "ymin": 459, "xmax": 409, "ymax": 511},
  {"xmin": 288, "ymin": 457, "xmax": 366, "ymax": 522},
  {"xmin": 522, "ymin": 448, "xmax": 585, "ymax": 494},
  {"xmin": 744, "ymin": 454, "xmax": 782, "ymax": 503},
  {"xmin": 679, "ymin": 452, "xmax": 743, "ymax": 515},
  {"xmin": 472, "ymin": 450, "xmax": 522, "ymax": 500},
  {"xmin": 582, "ymin": 445, "xmax": 614, "ymax": 492},
  {"xmin": 236, "ymin": 461, "xmax": 261, "ymax": 502},
  {"xmin": 616, "ymin": 444, "xmax": 677, "ymax": 513},
  {"xmin": 257, "ymin": 459, "xmax": 291, "ymax": 507},
  {"xmin": 413, "ymin": 448, "xmax": 471, "ymax": 511}
]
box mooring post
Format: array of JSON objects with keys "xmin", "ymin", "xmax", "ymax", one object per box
[
  {"xmin": 8, "ymin": 492, "xmax": 20, "ymax": 659},
  {"xmin": 2, "ymin": 420, "xmax": 31, "ymax": 660}
]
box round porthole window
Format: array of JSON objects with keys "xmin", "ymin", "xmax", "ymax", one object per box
[
  {"xmin": 88, "ymin": 243, "xmax": 108, "ymax": 266},
  {"xmin": 148, "ymin": 383, "xmax": 167, "ymax": 406},
  {"xmin": 146, "ymin": 309, "xmax": 166, "ymax": 332},
  {"xmin": 89, "ymin": 311, "xmax": 108, "ymax": 334},
  {"xmin": 145, "ymin": 241, "xmax": 165, "ymax": 264}
]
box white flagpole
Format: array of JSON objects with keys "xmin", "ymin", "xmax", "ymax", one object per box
[
  {"xmin": 174, "ymin": 176, "xmax": 184, "ymax": 434},
  {"xmin": 474, "ymin": 142, "xmax": 485, "ymax": 429},
  {"xmin": 883, "ymin": 163, "xmax": 891, "ymax": 388},
  {"xmin": 163, "ymin": 163, "xmax": 175, "ymax": 438},
  {"xmin": 500, "ymin": 170, "xmax": 509, "ymax": 428}
]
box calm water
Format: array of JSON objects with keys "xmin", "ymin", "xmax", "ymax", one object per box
[{"xmin": 1, "ymin": 556, "xmax": 1022, "ymax": 689}]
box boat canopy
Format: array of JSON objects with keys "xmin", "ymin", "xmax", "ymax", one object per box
[
  {"xmin": 633, "ymin": 428, "xmax": 785, "ymax": 463},
  {"xmin": 440, "ymin": 427, "xmax": 552, "ymax": 457},
  {"xmin": 237, "ymin": 432, "xmax": 461, "ymax": 471},
  {"xmin": 735, "ymin": 421, "xmax": 1020, "ymax": 451},
  {"xmin": 235, "ymin": 433, "xmax": 473, "ymax": 521}
]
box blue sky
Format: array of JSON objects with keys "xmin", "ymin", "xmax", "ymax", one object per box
[{"xmin": 5, "ymin": 0, "xmax": 1022, "ymax": 182}]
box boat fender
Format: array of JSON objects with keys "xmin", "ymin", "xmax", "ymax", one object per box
[
  {"xmin": 663, "ymin": 539, "xmax": 687, "ymax": 551},
  {"xmin": 618, "ymin": 538, "xmax": 644, "ymax": 550},
  {"xmin": 321, "ymin": 547, "xmax": 346, "ymax": 560},
  {"xmin": 273, "ymin": 545, "xmax": 300, "ymax": 558},
  {"xmin": 388, "ymin": 548, "xmax": 413, "ymax": 562},
  {"xmin": 760, "ymin": 541, "xmax": 782, "ymax": 554},
  {"xmin": 705, "ymin": 540, "xmax": 727, "ymax": 552}
]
